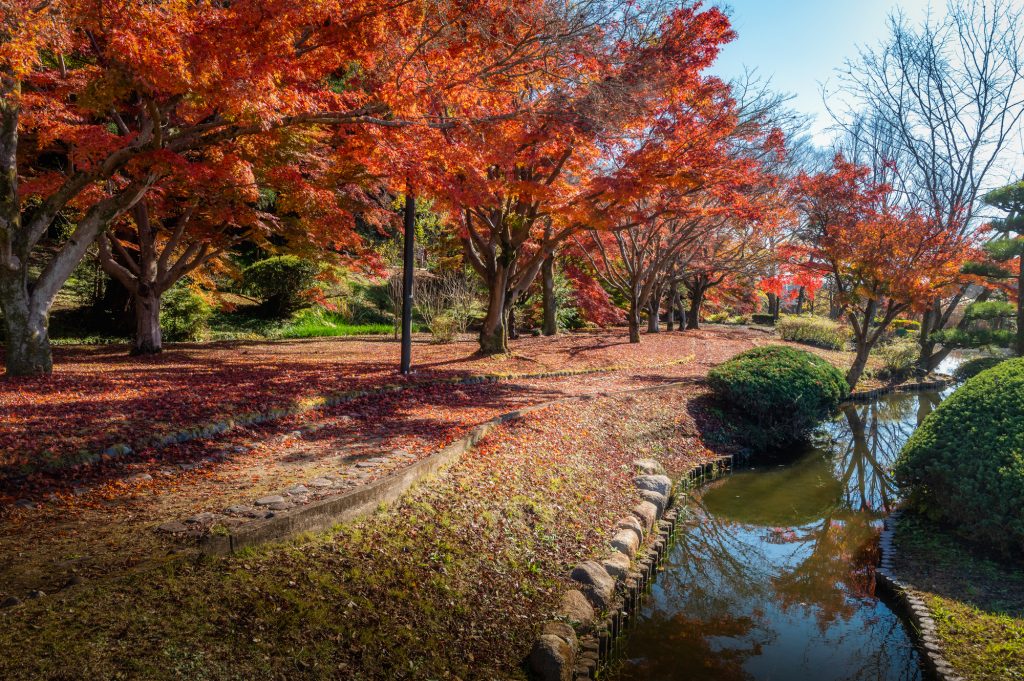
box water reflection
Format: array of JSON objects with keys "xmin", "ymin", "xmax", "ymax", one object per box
[{"xmin": 615, "ymin": 390, "xmax": 944, "ymax": 681}]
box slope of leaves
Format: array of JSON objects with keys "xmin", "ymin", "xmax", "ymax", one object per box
[{"xmin": 0, "ymin": 388, "xmax": 716, "ymax": 680}]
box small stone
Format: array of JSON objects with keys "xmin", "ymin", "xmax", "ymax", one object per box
[
  {"xmin": 616, "ymin": 516, "xmax": 645, "ymax": 540},
  {"xmin": 541, "ymin": 621, "xmax": 579, "ymax": 653},
  {"xmin": 27, "ymin": 590, "xmax": 45, "ymax": 599},
  {"xmin": 570, "ymin": 561, "xmax": 616, "ymax": 611},
  {"xmin": 14, "ymin": 498, "xmax": 35, "ymax": 509},
  {"xmin": 639, "ymin": 489, "xmax": 668, "ymax": 515},
  {"xmin": 268, "ymin": 502, "xmax": 292, "ymax": 511},
  {"xmin": 285, "ymin": 485, "xmax": 309, "ymax": 495},
  {"xmin": 632, "ymin": 501, "xmax": 659, "ymax": 531},
  {"xmin": 557, "ymin": 589, "xmax": 595, "ymax": 626},
  {"xmin": 529, "ymin": 635, "xmax": 575, "ymax": 681},
  {"xmin": 610, "ymin": 529, "xmax": 640, "ymax": 557},
  {"xmin": 602, "ymin": 552, "xmax": 631, "ymax": 580},
  {"xmin": 128, "ymin": 473, "xmax": 153, "ymax": 482},
  {"xmin": 1, "ymin": 596, "xmax": 21, "ymax": 608},
  {"xmin": 635, "ymin": 474, "xmax": 672, "ymax": 497},
  {"xmin": 156, "ymin": 521, "xmax": 188, "ymax": 533},
  {"xmin": 186, "ymin": 512, "xmax": 218, "ymax": 525},
  {"xmin": 64, "ymin": 575, "xmax": 84, "ymax": 588},
  {"xmin": 390, "ymin": 449, "xmax": 414, "ymax": 458},
  {"xmin": 634, "ymin": 459, "xmax": 667, "ymax": 476},
  {"xmin": 308, "ymin": 478, "xmax": 334, "ymax": 488},
  {"xmin": 255, "ymin": 495, "xmax": 286, "ymax": 506}
]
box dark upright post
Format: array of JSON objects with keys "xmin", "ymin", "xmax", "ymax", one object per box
[{"xmin": 400, "ymin": 192, "xmax": 415, "ymax": 374}]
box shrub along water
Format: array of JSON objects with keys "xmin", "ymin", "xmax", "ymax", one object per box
[
  {"xmin": 776, "ymin": 315, "xmax": 851, "ymax": 350},
  {"xmin": 708, "ymin": 345, "xmax": 849, "ymax": 453},
  {"xmin": 895, "ymin": 357, "xmax": 1024, "ymax": 557}
]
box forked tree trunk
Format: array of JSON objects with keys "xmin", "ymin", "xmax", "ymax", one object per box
[
  {"xmin": 132, "ymin": 287, "xmax": 163, "ymax": 355},
  {"xmin": 479, "ymin": 285, "xmax": 510, "ymax": 354},
  {"xmin": 542, "ymin": 254, "xmax": 556, "ymax": 336}
]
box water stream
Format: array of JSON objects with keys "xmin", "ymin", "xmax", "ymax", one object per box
[{"xmin": 614, "ymin": 386, "xmax": 953, "ymax": 681}]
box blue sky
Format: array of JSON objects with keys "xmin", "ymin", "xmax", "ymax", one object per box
[{"xmin": 709, "ymin": 0, "xmax": 934, "ymax": 144}]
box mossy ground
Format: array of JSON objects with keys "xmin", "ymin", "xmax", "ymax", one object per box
[{"xmin": 895, "ymin": 514, "xmax": 1024, "ymax": 681}]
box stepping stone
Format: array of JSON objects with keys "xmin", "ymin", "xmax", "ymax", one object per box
[
  {"xmin": 157, "ymin": 521, "xmax": 189, "ymax": 534},
  {"xmin": 268, "ymin": 502, "xmax": 292, "ymax": 511},
  {"xmin": 308, "ymin": 478, "xmax": 334, "ymax": 488},
  {"xmin": 255, "ymin": 495, "xmax": 286, "ymax": 506},
  {"xmin": 186, "ymin": 512, "xmax": 218, "ymax": 525},
  {"xmin": 285, "ymin": 485, "xmax": 309, "ymax": 495},
  {"xmin": 225, "ymin": 505, "xmax": 256, "ymax": 516}
]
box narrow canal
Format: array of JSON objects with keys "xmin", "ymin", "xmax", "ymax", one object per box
[{"xmin": 614, "ymin": 386, "xmax": 952, "ymax": 681}]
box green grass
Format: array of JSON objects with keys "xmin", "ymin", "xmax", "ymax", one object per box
[{"xmin": 895, "ymin": 514, "xmax": 1024, "ymax": 681}]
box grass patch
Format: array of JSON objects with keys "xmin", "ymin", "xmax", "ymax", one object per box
[{"xmin": 895, "ymin": 513, "xmax": 1024, "ymax": 681}]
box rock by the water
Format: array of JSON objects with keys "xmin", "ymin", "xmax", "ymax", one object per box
[
  {"xmin": 632, "ymin": 501, "xmax": 659, "ymax": 530},
  {"xmin": 556, "ymin": 589, "xmax": 595, "ymax": 626},
  {"xmin": 634, "ymin": 459, "xmax": 666, "ymax": 476},
  {"xmin": 529, "ymin": 634, "xmax": 575, "ymax": 681},
  {"xmin": 616, "ymin": 515, "xmax": 645, "ymax": 541},
  {"xmin": 602, "ymin": 551, "xmax": 631, "ymax": 580},
  {"xmin": 639, "ymin": 489, "xmax": 668, "ymax": 515},
  {"xmin": 570, "ymin": 561, "xmax": 616, "ymax": 610},
  {"xmin": 610, "ymin": 528, "xmax": 640, "ymax": 557},
  {"xmin": 635, "ymin": 474, "xmax": 672, "ymax": 497}
]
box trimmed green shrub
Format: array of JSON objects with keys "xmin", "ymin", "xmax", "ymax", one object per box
[
  {"xmin": 708, "ymin": 345, "xmax": 849, "ymax": 452},
  {"xmin": 929, "ymin": 327, "xmax": 1015, "ymax": 349},
  {"xmin": 877, "ymin": 338, "xmax": 920, "ymax": 380},
  {"xmin": 243, "ymin": 256, "xmax": 318, "ymax": 317},
  {"xmin": 776, "ymin": 315, "xmax": 851, "ymax": 350},
  {"xmin": 161, "ymin": 286, "xmax": 212, "ymax": 341},
  {"xmin": 891, "ymin": 318, "xmax": 922, "ymax": 332},
  {"xmin": 952, "ymin": 356, "xmax": 1007, "ymax": 382},
  {"xmin": 705, "ymin": 311, "xmax": 730, "ymax": 324},
  {"xmin": 751, "ymin": 313, "xmax": 776, "ymax": 326},
  {"xmin": 894, "ymin": 358, "xmax": 1024, "ymax": 556}
]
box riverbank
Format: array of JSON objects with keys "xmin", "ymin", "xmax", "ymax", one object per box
[
  {"xmin": 0, "ymin": 383, "xmax": 728, "ymax": 679},
  {"xmin": 893, "ymin": 513, "xmax": 1024, "ymax": 681}
]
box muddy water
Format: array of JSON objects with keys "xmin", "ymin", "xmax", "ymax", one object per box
[{"xmin": 614, "ymin": 388, "xmax": 951, "ymax": 681}]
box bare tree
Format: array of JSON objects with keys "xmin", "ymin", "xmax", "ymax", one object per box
[{"xmin": 840, "ymin": 0, "xmax": 1024, "ymax": 371}]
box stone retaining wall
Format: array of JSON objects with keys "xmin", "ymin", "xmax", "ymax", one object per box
[
  {"xmin": 528, "ymin": 455, "xmax": 733, "ymax": 681},
  {"xmin": 876, "ymin": 511, "xmax": 964, "ymax": 681}
]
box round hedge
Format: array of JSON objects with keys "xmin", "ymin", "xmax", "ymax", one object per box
[
  {"xmin": 708, "ymin": 345, "xmax": 849, "ymax": 452},
  {"xmin": 894, "ymin": 357, "xmax": 1024, "ymax": 556}
]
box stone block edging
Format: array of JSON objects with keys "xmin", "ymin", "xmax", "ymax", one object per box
[
  {"xmin": 529, "ymin": 455, "xmax": 734, "ymax": 681},
  {"xmin": 8, "ymin": 356, "xmax": 696, "ymax": 483},
  {"xmin": 876, "ymin": 511, "xmax": 965, "ymax": 681}
]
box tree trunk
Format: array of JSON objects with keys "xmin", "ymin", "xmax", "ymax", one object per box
[
  {"xmin": 542, "ymin": 254, "xmax": 556, "ymax": 336},
  {"xmin": 796, "ymin": 286, "xmax": 806, "ymax": 314},
  {"xmin": 846, "ymin": 341, "xmax": 872, "ymax": 390},
  {"xmin": 132, "ymin": 287, "xmax": 163, "ymax": 355},
  {"xmin": 1, "ymin": 287, "xmax": 52, "ymax": 376},
  {"xmin": 507, "ymin": 304, "xmax": 519, "ymax": 341},
  {"xmin": 647, "ymin": 292, "xmax": 660, "ymax": 333},
  {"xmin": 666, "ymin": 282, "xmax": 678, "ymax": 331},
  {"xmin": 686, "ymin": 288, "xmax": 703, "ymax": 330},
  {"xmin": 1017, "ymin": 259, "xmax": 1024, "ymax": 357},
  {"xmin": 628, "ymin": 300, "xmax": 641, "ymax": 343}
]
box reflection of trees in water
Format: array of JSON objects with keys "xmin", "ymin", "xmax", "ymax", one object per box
[{"xmin": 821, "ymin": 391, "xmax": 942, "ymax": 513}]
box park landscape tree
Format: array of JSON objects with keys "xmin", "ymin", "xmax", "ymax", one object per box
[
  {"xmin": 1, "ymin": 0, "xmax": 595, "ymax": 375},
  {"xmin": 794, "ymin": 155, "xmax": 973, "ymax": 388}
]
